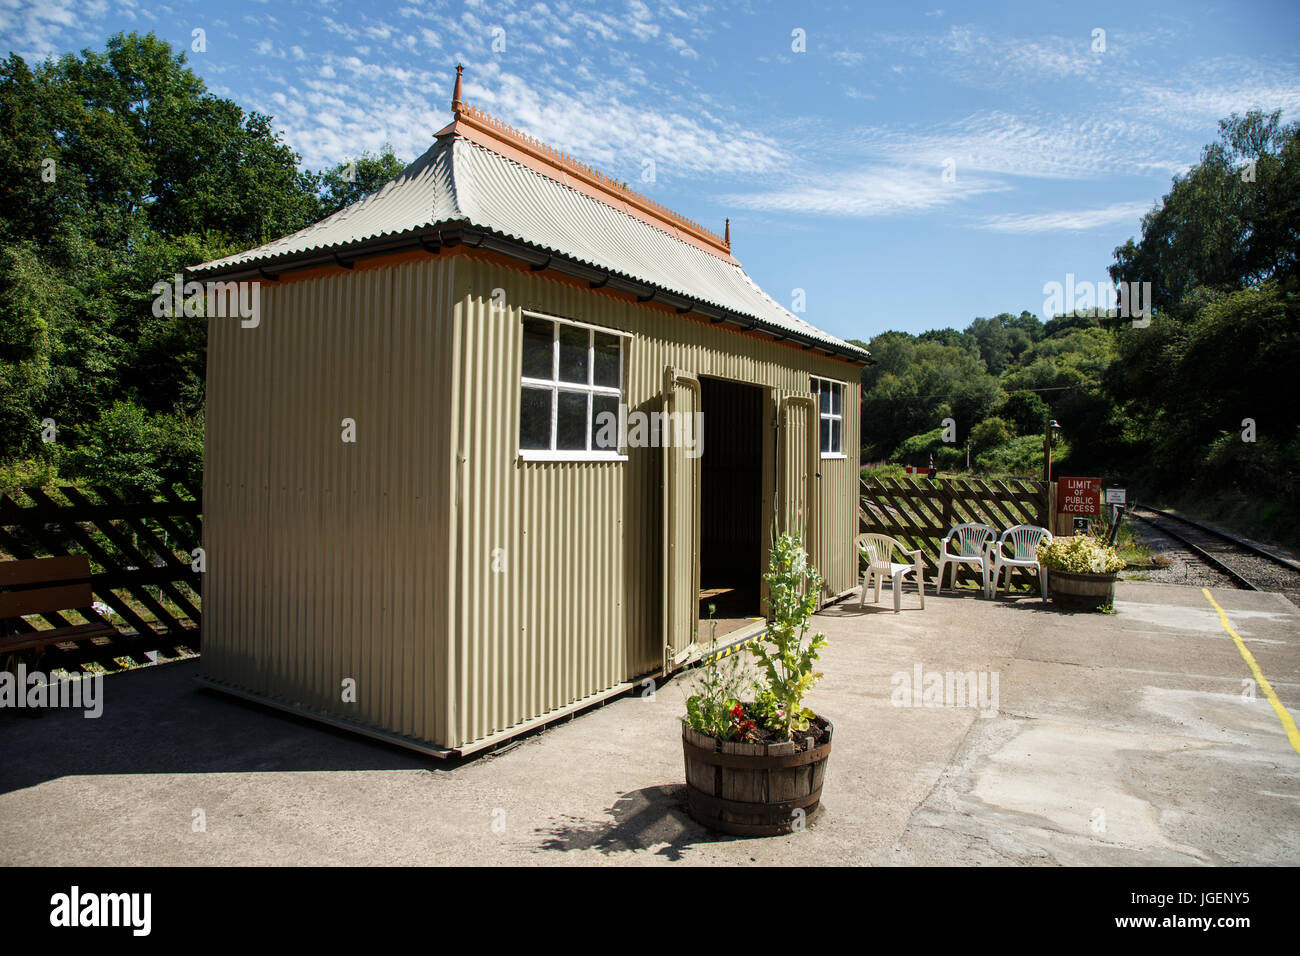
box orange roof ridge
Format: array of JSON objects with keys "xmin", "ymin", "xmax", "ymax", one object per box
[{"xmin": 442, "ymin": 65, "xmax": 734, "ymax": 261}]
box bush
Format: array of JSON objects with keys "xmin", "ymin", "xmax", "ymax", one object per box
[
  {"xmin": 974, "ymin": 434, "xmax": 1049, "ymax": 474},
  {"xmin": 995, "ymin": 390, "xmax": 1050, "ymax": 435},
  {"xmin": 971, "ymin": 416, "xmax": 1014, "ymax": 449},
  {"xmin": 64, "ymin": 401, "xmax": 202, "ymax": 494},
  {"xmin": 892, "ymin": 427, "xmax": 947, "ymax": 464}
]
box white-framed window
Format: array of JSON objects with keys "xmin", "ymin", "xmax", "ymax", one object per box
[
  {"xmin": 810, "ymin": 376, "xmax": 845, "ymax": 458},
  {"xmin": 519, "ymin": 310, "xmax": 629, "ymax": 461}
]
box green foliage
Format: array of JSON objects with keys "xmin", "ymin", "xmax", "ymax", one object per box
[
  {"xmin": 892, "ymin": 426, "xmax": 947, "ymax": 463},
  {"xmin": 973, "ymin": 434, "xmax": 1047, "ymax": 474},
  {"xmin": 971, "ymin": 416, "xmax": 1014, "ymax": 450},
  {"xmin": 1110, "ymin": 110, "xmax": 1298, "ymax": 313},
  {"xmin": 751, "ymin": 534, "xmax": 828, "ymax": 740},
  {"xmin": 318, "ymin": 147, "xmax": 408, "ymax": 218},
  {"xmin": 683, "ymin": 617, "xmax": 758, "ymax": 741},
  {"xmin": 860, "ymin": 332, "xmax": 999, "ymax": 460},
  {"xmin": 995, "ymin": 390, "xmax": 1050, "ymax": 436},
  {"xmin": 64, "ymin": 402, "xmax": 202, "ymax": 493},
  {"xmin": 0, "ymin": 31, "xmax": 407, "ymax": 494},
  {"xmin": 968, "ymin": 312, "xmax": 1042, "ymax": 375}
]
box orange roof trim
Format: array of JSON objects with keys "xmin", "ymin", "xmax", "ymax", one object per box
[{"xmin": 436, "ymin": 65, "xmax": 737, "ymax": 264}]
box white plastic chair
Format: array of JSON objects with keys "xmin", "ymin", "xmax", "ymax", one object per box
[
  {"xmin": 935, "ymin": 522, "xmax": 996, "ymax": 596},
  {"xmin": 989, "ymin": 524, "xmax": 1053, "ymax": 600},
  {"xmin": 857, "ymin": 533, "xmax": 926, "ymax": 613}
]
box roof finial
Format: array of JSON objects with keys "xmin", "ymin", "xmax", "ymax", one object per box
[
  {"xmin": 724, "ymin": 217, "xmax": 731, "ymax": 248},
  {"xmin": 452, "ymin": 64, "xmax": 464, "ymax": 113}
]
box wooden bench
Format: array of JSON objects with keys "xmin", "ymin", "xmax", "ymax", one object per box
[{"xmin": 0, "ymin": 556, "xmax": 119, "ymax": 656}]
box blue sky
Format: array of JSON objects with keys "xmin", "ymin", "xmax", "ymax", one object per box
[{"xmin": 4, "ymin": 0, "xmax": 1299, "ymax": 343}]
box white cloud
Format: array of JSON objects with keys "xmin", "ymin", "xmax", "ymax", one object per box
[
  {"xmin": 978, "ymin": 200, "xmax": 1154, "ymax": 233},
  {"xmin": 0, "ymin": 0, "xmax": 95, "ymax": 61},
  {"xmin": 667, "ymin": 34, "xmax": 698, "ymax": 59},
  {"xmin": 722, "ymin": 166, "xmax": 1006, "ymax": 218},
  {"xmin": 848, "ymin": 110, "xmax": 1188, "ymax": 180}
]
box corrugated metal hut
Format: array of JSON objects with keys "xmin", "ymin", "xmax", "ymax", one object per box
[{"xmin": 192, "ymin": 68, "xmax": 870, "ymax": 756}]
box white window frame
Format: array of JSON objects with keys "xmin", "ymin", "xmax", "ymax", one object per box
[
  {"xmin": 811, "ymin": 376, "xmax": 846, "ymax": 459},
  {"xmin": 519, "ymin": 310, "xmax": 630, "ymax": 462}
]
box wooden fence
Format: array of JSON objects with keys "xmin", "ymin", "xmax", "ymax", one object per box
[
  {"xmin": 859, "ymin": 475, "xmax": 1051, "ymax": 590},
  {"xmin": 0, "ymin": 484, "xmax": 202, "ymax": 672}
]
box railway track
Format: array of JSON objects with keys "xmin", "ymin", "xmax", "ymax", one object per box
[{"xmin": 1128, "ymin": 504, "xmax": 1300, "ymax": 601}]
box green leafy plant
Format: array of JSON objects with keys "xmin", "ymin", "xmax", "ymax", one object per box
[
  {"xmin": 750, "ymin": 534, "xmax": 828, "ymax": 740},
  {"xmin": 751, "ymin": 684, "xmax": 787, "ymax": 733},
  {"xmin": 683, "ymin": 604, "xmax": 757, "ymax": 741},
  {"xmin": 1036, "ymin": 534, "xmax": 1126, "ymax": 574}
]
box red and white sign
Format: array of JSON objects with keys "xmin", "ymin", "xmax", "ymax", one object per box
[{"xmin": 1058, "ymin": 476, "xmax": 1101, "ymax": 515}]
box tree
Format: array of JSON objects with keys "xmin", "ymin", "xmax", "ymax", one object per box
[
  {"xmin": 1110, "ymin": 110, "xmax": 1299, "ymax": 317},
  {"xmin": 971, "ymin": 416, "xmax": 1014, "ymax": 450},
  {"xmin": 317, "ymin": 147, "xmax": 407, "ymax": 218},
  {"xmin": 995, "ymin": 390, "xmax": 1049, "ymax": 436},
  {"xmin": 860, "ymin": 331, "xmax": 999, "ymax": 458}
]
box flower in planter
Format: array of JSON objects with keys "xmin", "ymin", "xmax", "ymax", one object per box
[
  {"xmin": 682, "ymin": 535, "xmax": 830, "ymax": 744},
  {"xmin": 1037, "ymin": 534, "xmax": 1126, "ymax": 574},
  {"xmin": 750, "ymin": 533, "xmax": 828, "ymax": 741},
  {"xmin": 683, "ymin": 618, "xmax": 759, "ymax": 742}
]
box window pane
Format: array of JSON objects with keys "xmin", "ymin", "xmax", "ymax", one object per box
[
  {"xmin": 558, "ymin": 325, "xmax": 589, "ymax": 384},
  {"xmin": 593, "ymin": 332, "xmax": 620, "ymax": 388},
  {"xmin": 831, "ymin": 419, "xmax": 842, "ymax": 453},
  {"xmin": 809, "ymin": 377, "xmax": 817, "ymax": 396},
  {"xmin": 522, "ymin": 318, "xmax": 553, "ymax": 380},
  {"xmin": 819, "ymin": 382, "xmax": 832, "ymax": 415},
  {"xmin": 592, "ymin": 394, "xmax": 620, "ymax": 450},
  {"xmin": 556, "ymin": 390, "xmax": 588, "ymax": 450},
  {"xmin": 830, "ymin": 383, "xmax": 841, "ymax": 415},
  {"xmin": 820, "ymin": 417, "xmax": 831, "ymax": 454},
  {"xmin": 520, "ymin": 386, "xmax": 552, "ymax": 449}
]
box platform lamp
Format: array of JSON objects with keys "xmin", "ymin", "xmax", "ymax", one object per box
[{"xmin": 1042, "ymin": 418, "xmax": 1062, "ymax": 482}]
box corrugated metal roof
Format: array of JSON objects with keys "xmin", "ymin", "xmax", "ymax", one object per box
[{"xmin": 193, "ymin": 133, "xmax": 866, "ymax": 358}]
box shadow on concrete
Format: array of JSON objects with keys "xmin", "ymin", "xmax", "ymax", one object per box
[
  {"xmin": 0, "ymin": 659, "xmax": 453, "ymax": 794},
  {"xmin": 534, "ymin": 784, "xmax": 735, "ymax": 861},
  {"xmin": 820, "ymin": 602, "xmax": 925, "ymax": 616}
]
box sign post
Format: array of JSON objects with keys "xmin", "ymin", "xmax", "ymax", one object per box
[
  {"xmin": 1104, "ymin": 487, "xmax": 1127, "ymax": 546},
  {"xmin": 1057, "ymin": 477, "xmax": 1101, "ymax": 536}
]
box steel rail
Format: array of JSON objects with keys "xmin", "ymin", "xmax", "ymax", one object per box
[
  {"xmin": 1129, "ymin": 504, "xmax": 1259, "ymax": 590},
  {"xmin": 1131, "ymin": 504, "xmax": 1300, "ymax": 574}
]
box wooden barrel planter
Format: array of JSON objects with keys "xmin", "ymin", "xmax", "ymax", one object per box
[
  {"xmin": 681, "ymin": 716, "xmax": 832, "ymax": 837},
  {"xmin": 1048, "ymin": 570, "xmax": 1117, "ymax": 610}
]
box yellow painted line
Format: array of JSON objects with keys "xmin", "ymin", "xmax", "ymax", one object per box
[{"xmin": 1201, "ymin": 588, "xmax": 1300, "ymax": 755}]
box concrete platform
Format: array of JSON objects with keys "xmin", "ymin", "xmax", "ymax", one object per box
[{"xmin": 1, "ymin": 581, "xmax": 1297, "ymax": 865}]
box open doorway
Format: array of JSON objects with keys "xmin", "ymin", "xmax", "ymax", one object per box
[{"xmin": 698, "ymin": 376, "xmax": 765, "ymax": 639}]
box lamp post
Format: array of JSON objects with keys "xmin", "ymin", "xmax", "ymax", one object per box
[{"xmin": 1042, "ymin": 418, "xmax": 1061, "ymax": 483}]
